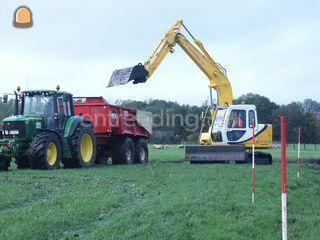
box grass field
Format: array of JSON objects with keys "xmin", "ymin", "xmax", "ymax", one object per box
[{"xmin": 0, "ymin": 145, "xmax": 319, "ymax": 240}]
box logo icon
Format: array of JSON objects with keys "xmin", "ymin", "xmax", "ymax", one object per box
[{"xmin": 13, "ymin": 6, "xmax": 33, "ymax": 28}]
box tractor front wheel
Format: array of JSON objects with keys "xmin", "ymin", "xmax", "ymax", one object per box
[
  {"xmin": 29, "ymin": 132, "xmax": 62, "ymax": 170},
  {"xmin": 0, "ymin": 157, "xmax": 11, "ymax": 171}
]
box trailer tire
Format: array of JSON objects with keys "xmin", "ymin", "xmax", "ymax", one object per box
[
  {"xmin": 65, "ymin": 124, "xmax": 97, "ymax": 168},
  {"xmin": 29, "ymin": 132, "xmax": 61, "ymax": 170},
  {"xmin": 15, "ymin": 156, "xmax": 30, "ymax": 169},
  {"xmin": 0, "ymin": 157, "xmax": 11, "ymax": 171},
  {"xmin": 134, "ymin": 139, "xmax": 148, "ymax": 164},
  {"xmin": 112, "ymin": 137, "xmax": 135, "ymax": 165}
]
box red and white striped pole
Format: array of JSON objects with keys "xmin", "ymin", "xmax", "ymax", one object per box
[
  {"xmin": 297, "ymin": 127, "xmax": 301, "ymax": 178},
  {"xmin": 251, "ymin": 119, "xmax": 255, "ymax": 204},
  {"xmin": 281, "ymin": 116, "xmax": 288, "ymax": 240}
]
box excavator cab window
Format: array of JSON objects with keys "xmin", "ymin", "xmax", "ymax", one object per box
[
  {"xmin": 227, "ymin": 110, "xmax": 246, "ymax": 129},
  {"xmin": 226, "ymin": 109, "xmax": 247, "ymax": 142}
]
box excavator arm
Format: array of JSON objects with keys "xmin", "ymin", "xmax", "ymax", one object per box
[{"xmin": 108, "ymin": 20, "xmax": 233, "ymax": 108}]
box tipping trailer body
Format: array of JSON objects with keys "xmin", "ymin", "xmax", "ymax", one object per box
[{"xmin": 73, "ymin": 97, "xmax": 151, "ymax": 164}]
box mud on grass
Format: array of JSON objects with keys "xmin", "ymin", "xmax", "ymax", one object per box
[{"xmin": 0, "ymin": 145, "xmax": 319, "ymax": 239}]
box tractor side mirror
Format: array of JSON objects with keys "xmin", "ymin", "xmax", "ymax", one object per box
[{"xmin": 2, "ymin": 94, "xmax": 8, "ymax": 104}]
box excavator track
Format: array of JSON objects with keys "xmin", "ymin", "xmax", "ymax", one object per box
[
  {"xmin": 186, "ymin": 145, "xmax": 272, "ymax": 165},
  {"xmin": 186, "ymin": 145, "xmax": 246, "ymax": 164}
]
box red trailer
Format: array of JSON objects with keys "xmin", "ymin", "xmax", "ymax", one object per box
[{"xmin": 74, "ymin": 97, "xmax": 151, "ymax": 165}]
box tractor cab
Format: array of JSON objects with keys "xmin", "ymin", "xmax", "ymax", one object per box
[{"xmin": 6, "ymin": 88, "xmax": 74, "ymax": 132}]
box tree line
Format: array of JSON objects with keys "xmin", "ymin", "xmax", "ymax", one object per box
[
  {"xmin": 0, "ymin": 94, "xmax": 319, "ymax": 143},
  {"xmin": 118, "ymin": 94, "xmax": 320, "ymax": 144}
]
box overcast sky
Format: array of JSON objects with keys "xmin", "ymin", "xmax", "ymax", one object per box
[{"xmin": 0, "ymin": 0, "xmax": 319, "ymax": 105}]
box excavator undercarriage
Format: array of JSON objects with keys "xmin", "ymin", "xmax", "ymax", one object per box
[{"xmin": 186, "ymin": 145, "xmax": 272, "ymax": 165}]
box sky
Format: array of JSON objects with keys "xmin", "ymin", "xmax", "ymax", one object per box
[{"xmin": 0, "ymin": 0, "xmax": 319, "ymax": 106}]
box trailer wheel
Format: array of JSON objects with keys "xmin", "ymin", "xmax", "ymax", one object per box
[
  {"xmin": 112, "ymin": 137, "xmax": 135, "ymax": 165},
  {"xmin": 0, "ymin": 157, "xmax": 11, "ymax": 171},
  {"xmin": 15, "ymin": 156, "xmax": 30, "ymax": 169},
  {"xmin": 134, "ymin": 139, "xmax": 148, "ymax": 164},
  {"xmin": 66, "ymin": 124, "xmax": 97, "ymax": 168},
  {"xmin": 29, "ymin": 132, "xmax": 61, "ymax": 170}
]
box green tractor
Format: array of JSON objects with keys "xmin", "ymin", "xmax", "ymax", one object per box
[{"xmin": 0, "ymin": 87, "xmax": 96, "ymax": 170}]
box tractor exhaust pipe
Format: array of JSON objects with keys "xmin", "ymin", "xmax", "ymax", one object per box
[{"xmin": 107, "ymin": 63, "xmax": 149, "ymax": 88}]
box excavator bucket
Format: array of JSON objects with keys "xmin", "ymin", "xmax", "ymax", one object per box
[
  {"xmin": 185, "ymin": 145, "xmax": 246, "ymax": 164},
  {"xmin": 107, "ymin": 64, "xmax": 149, "ymax": 88}
]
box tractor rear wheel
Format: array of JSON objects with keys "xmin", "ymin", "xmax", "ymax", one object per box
[
  {"xmin": 112, "ymin": 137, "xmax": 135, "ymax": 165},
  {"xmin": 15, "ymin": 156, "xmax": 30, "ymax": 169},
  {"xmin": 134, "ymin": 138, "xmax": 148, "ymax": 164},
  {"xmin": 0, "ymin": 157, "xmax": 11, "ymax": 171},
  {"xmin": 29, "ymin": 132, "xmax": 61, "ymax": 170},
  {"xmin": 64, "ymin": 124, "xmax": 96, "ymax": 168}
]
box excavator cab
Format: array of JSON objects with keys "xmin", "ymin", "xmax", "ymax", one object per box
[
  {"xmin": 211, "ymin": 105, "xmax": 272, "ymax": 150},
  {"xmin": 210, "ymin": 105, "xmax": 259, "ymax": 145},
  {"xmin": 191, "ymin": 105, "xmax": 273, "ymax": 164}
]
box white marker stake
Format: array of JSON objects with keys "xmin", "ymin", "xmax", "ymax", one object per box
[
  {"xmin": 282, "ymin": 193, "xmax": 287, "ymax": 240},
  {"xmin": 281, "ymin": 117, "xmax": 288, "ymax": 240},
  {"xmin": 251, "ymin": 119, "xmax": 255, "ymax": 204},
  {"xmin": 297, "ymin": 127, "xmax": 301, "ymax": 178}
]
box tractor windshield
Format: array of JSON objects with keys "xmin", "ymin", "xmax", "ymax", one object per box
[{"xmin": 23, "ymin": 94, "xmax": 54, "ymax": 116}]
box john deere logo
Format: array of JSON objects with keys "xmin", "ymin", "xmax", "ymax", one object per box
[{"xmin": 13, "ymin": 6, "xmax": 33, "ymax": 28}]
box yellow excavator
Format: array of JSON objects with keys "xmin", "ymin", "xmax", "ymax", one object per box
[{"xmin": 108, "ymin": 20, "xmax": 273, "ymax": 164}]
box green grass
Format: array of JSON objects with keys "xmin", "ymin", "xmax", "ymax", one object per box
[{"xmin": 0, "ymin": 146, "xmax": 319, "ymax": 240}]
